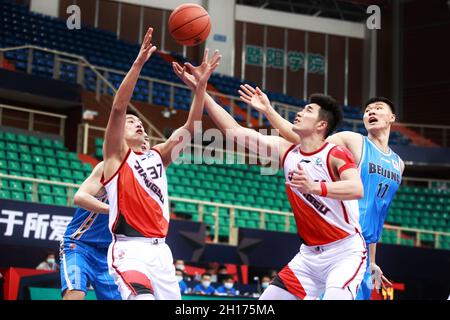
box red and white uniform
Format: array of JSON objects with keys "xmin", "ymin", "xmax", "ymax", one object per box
[
  {"xmin": 102, "ymin": 148, "xmax": 180, "ymax": 300},
  {"xmin": 275, "ymin": 143, "xmax": 367, "ymax": 299}
]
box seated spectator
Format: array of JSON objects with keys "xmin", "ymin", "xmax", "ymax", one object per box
[
  {"xmin": 174, "ymin": 259, "xmax": 186, "ymax": 272},
  {"xmin": 176, "ymin": 269, "xmax": 190, "ymax": 294},
  {"xmin": 206, "ymin": 266, "xmax": 218, "ymax": 283},
  {"xmin": 215, "ymin": 275, "xmax": 239, "ymax": 296},
  {"xmin": 217, "ymin": 265, "xmax": 228, "ymax": 283},
  {"xmin": 36, "ymin": 252, "xmax": 58, "ymax": 271},
  {"xmin": 193, "ymin": 273, "xmax": 216, "ymax": 295},
  {"xmin": 261, "ymin": 275, "xmax": 271, "ymax": 292}
]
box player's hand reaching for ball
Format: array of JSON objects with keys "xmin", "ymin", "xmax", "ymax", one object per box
[
  {"xmin": 186, "ymin": 48, "xmax": 221, "ymax": 87},
  {"xmin": 239, "ymin": 84, "xmax": 272, "ymax": 114},
  {"xmin": 135, "ymin": 27, "xmax": 157, "ymax": 66},
  {"xmin": 172, "ymin": 49, "xmax": 221, "ymax": 91}
]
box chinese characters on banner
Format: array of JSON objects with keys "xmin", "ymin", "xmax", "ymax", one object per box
[
  {"xmin": 246, "ymin": 45, "xmax": 325, "ymax": 75},
  {"xmin": 0, "ymin": 209, "xmax": 72, "ymax": 242}
]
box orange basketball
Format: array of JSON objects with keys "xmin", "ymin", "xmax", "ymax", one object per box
[{"xmin": 168, "ymin": 3, "xmax": 211, "ymax": 47}]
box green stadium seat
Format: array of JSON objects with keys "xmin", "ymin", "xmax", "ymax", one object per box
[
  {"xmin": 0, "ymin": 189, "xmax": 11, "ymax": 199},
  {"xmin": 18, "ymin": 144, "xmax": 29, "ymax": 153},
  {"xmin": 8, "ymin": 180, "xmax": 23, "ymax": 191},
  {"xmin": 40, "ymin": 195, "xmax": 55, "ymax": 205},
  {"xmin": 28, "ymin": 136, "xmax": 40, "ymax": 145},
  {"xmin": 38, "ymin": 184, "xmax": 52, "ymax": 194},
  {"xmin": 16, "ymin": 134, "xmax": 28, "ymax": 144},
  {"xmin": 23, "ymin": 182, "xmax": 33, "ymax": 192},
  {"xmin": 7, "ymin": 161, "xmax": 21, "ymax": 172},
  {"xmin": 35, "ymin": 165, "xmax": 47, "ymax": 175},
  {"xmin": 58, "ymin": 159, "xmax": 69, "ymax": 168},
  {"xmin": 33, "ymin": 155, "xmax": 45, "ymax": 164},
  {"xmin": 0, "ymin": 150, "xmax": 5, "ymax": 159},
  {"xmin": 20, "ymin": 153, "xmax": 32, "ymax": 162},
  {"xmin": 41, "ymin": 138, "xmax": 53, "ymax": 148},
  {"xmin": 67, "ymin": 152, "xmax": 79, "ymax": 161},
  {"xmin": 4, "ymin": 132, "xmax": 17, "ymax": 141},
  {"xmin": 0, "ymin": 179, "xmax": 8, "ymax": 189},
  {"xmin": 53, "ymin": 140, "xmax": 65, "ymax": 150},
  {"xmin": 82, "ymin": 163, "xmax": 92, "ymax": 172},
  {"xmin": 70, "ymin": 161, "xmax": 82, "ymax": 170},
  {"xmin": 35, "ymin": 174, "xmax": 49, "ymax": 180},
  {"xmin": 42, "ymin": 148, "xmax": 54, "ymax": 157},
  {"xmin": 246, "ymin": 220, "xmax": 258, "ymax": 229},
  {"xmin": 45, "ymin": 157, "xmax": 57, "ymax": 166},
  {"xmin": 31, "ymin": 146, "xmax": 43, "ymax": 154},
  {"xmin": 56, "ymin": 150, "xmax": 67, "ymax": 158},
  {"xmin": 11, "ymin": 191, "xmax": 24, "ymax": 201},
  {"xmin": 0, "ymin": 159, "xmax": 7, "ymax": 170},
  {"xmin": 54, "ymin": 196, "xmax": 67, "ymax": 206},
  {"xmin": 21, "ymin": 163, "xmax": 34, "ymax": 173},
  {"xmin": 7, "ymin": 152, "xmax": 19, "ymax": 161}
]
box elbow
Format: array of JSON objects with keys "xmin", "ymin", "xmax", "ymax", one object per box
[
  {"xmin": 73, "ymin": 192, "xmax": 83, "ymax": 207},
  {"xmin": 354, "ymin": 183, "xmax": 364, "ymax": 199}
]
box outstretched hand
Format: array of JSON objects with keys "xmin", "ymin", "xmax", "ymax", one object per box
[
  {"xmin": 238, "ymin": 84, "xmax": 272, "ymax": 114},
  {"xmin": 135, "ymin": 27, "xmax": 157, "ymax": 66},
  {"xmin": 172, "ymin": 48, "xmax": 221, "ymax": 90},
  {"xmin": 370, "ymin": 263, "xmax": 392, "ymax": 292}
]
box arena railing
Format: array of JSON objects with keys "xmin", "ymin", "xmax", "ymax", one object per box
[
  {"xmin": 0, "ymin": 103, "xmax": 67, "ymax": 137},
  {"xmin": 1, "ymin": 173, "xmax": 450, "ymax": 250},
  {"xmin": 0, "ymin": 45, "xmax": 165, "ymax": 140},
  {"xmin": 2, "ymin": 45, "xmax": 450, "ymax": 146}
]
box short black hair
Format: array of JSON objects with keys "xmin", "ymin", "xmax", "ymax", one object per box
[
  {"xmin": 364, "ymin": 97, "xmax": 395, "ymax": 114},
  {"xmin": 125, "ymin": 108, "xmax": 140, "ymax": 119},
  {"xmin": 309, "ymin": 93, "xmax": 342, "ymax": 137}
]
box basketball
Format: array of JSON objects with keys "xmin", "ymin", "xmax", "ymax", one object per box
[{"xmin": 168, "ymin": 3, "xmax": 211, "ymax": 46}]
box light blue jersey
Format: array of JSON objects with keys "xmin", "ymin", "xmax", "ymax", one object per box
[
  {"xmin": 358, "ymin": 136, "xmax": 402, "ymax": 245},
  {"xmin": 356, "ymin": 136, "xmax": 402, "ymax": 300}
]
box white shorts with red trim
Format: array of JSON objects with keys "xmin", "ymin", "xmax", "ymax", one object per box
[
  {"xmin": 107, "ymin": 235, "xmax": 181, "ymax": 300},
  {"xmin": 277, "ymin": 233, "xmax": 367, "ymax": 300}
]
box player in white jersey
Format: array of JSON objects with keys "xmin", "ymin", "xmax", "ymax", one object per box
[
  {"xmin": 101, "ymin": 27, "xmax": 221, "ymax": 300},
  {"xmin": 173, "ymin": 68, "xmax": 366, "ymax": 300}
]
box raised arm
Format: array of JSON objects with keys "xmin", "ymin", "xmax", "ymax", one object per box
[
  {"xmin": 73, "ymin": 162, "xmax": 109, "ymax": 214},
  {"xmin": 153, "ymin": 49, "xmax": 221, "ymax": 166},
  {"xmin": 287, "ymin": 145, "xmax": 363, "ymax": 200},
  {"xmin": 239, "ymin": 84, "xmax": 301, "ymax": 144},
  {"xmin": 103, "ymin": 27, "xmax": 157, "ymax": 167},
  {"xmin": 172, "ymin": 64, "xmax": 292, "ymax": 159}
]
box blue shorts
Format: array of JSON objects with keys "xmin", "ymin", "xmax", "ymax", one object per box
[
  {"xmin": 60, "ymin": 240, "xmax": 120, "ymax": 300},
  {"xmin": 356, "ymin": 248, "xmax": 373, "ymax": 300}
]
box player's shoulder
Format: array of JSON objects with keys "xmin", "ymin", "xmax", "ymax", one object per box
[{"xmin": 327, "ymin": 131, "xmax": 363, "ymax": 148}]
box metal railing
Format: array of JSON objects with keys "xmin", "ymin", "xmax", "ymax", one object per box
[
  {"xmin": 2, "ymin": 45, "xmax": 450, "ymax": 146},
  {"xmin": 0, "ymin": 104, "xmax": 67, "ymax": 137},
  {"xmin": 0, "ymin": 45, "xmax": 165, "ymax": 139},
  {"xmin": 1, "ymin": 173, "xmax": 449, "ymax": 249}
]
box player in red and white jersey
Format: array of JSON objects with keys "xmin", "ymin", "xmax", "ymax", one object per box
[
  {"xmin": 101, "ymin": 27, "xmax": 221, "ymax": 300},
  {"xmin": 173, "ymin": 67, "xmax": 366, "ymax": 299}
]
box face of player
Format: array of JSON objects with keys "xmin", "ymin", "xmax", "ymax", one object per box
[
  {"xmin": 292, "ymin": 103, "xmax": 327, "ymax": 137},
  {"xmin": 141, "ymin": 134, "xmax": 150, "ymax": 152},
  {"xmin": 124, "ymin": 115, "xmax": 145, "ymax": 147},
  {"xmin": 363, "ymin": 102, "xmax": 395, "ymax": 133}
]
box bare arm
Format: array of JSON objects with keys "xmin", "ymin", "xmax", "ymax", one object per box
[
  {"xmin": 172, "ymin": 64, "xmax": 292, "ymax": 159},
  {"xmin": 239, "ymin": 84, "xmax": 301, "ymax": 144},
  {"xmin": 154, "ymin": 49, "xmax": 221, "ymax": 167},
  {"xmin": 73, "ymin": 162, "xmax": 109, "ymax": 214},
  {"xmin": 103, "ymin": 28, "xmax": 157, "ymax": 178}
]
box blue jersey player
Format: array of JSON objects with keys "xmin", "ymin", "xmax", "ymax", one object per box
[
  {"xmin": 236, "ymin": 88, "xmax": 404, "ymax": 299},
  {"xmin": 60, "ymin": 161, "xmax": 120, "ymax": 300}
]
